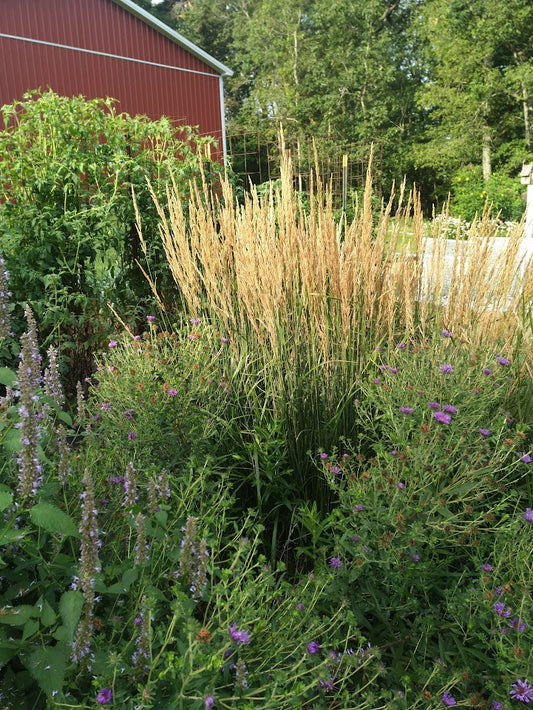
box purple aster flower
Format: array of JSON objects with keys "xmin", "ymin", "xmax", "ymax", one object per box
[
  {"xmin": 479, "ymin": 428, "xmax": 490, "ymax": 437},
  {"xmin": 397, "ymin": 342, "xmax": 406, "ymax": 349},
  {"xmin": 441, "ymin": 691, "xmax": 457, "ymax": 706},
  {"xmin": 127, "ymin": 431, "xmax": 137, "ymax": 441},
  {"xmin": 373, "ymin": 378, "xmax": 381, "ymax": 385},
  {"xmin": 400, "ymin": 406, "xmax": 414, "ymax": 414},
  {"xmin": 190, "ymin": 317, "xmax": 202, "ymax": 325},
  {"xmin": 511, "ymin": 617, "xmax": 526, "ymax": 632},
  {"xmin": 442, "ymin": 329, "xmax": 453, "ymax": 337},
  {"xmin": 329, "ymin": 557, "xmax": 342, "ymax": 568},
  {"xmin": 439, "ymin": 364, "xmax": 454, "ymax": 374},
  {"xmin": 493, "ymin": 602, "xmax": 511, "ymax": 617},
  {"xmin": 483, "ymin": 368, "xmax": 493, "ymax": 375},
  {"xmin": 397, "ymin": 481, "xmax": 405, "ymax": 489},
  {"xmin": 297, "ymin": 602, "xmax": 305, "ymax": 610},
  {"xmin": 221, "ymin": 336, "xmax": 229, "ymax": 343},
  {"xmin": 96, "ymin": 688, "xmax": 113, "ymax": 705},
  {"xmin": 497, "ymin": 356, "xmax": 511, "ymax": 366},
  {"xmin": 442, "ymin": 404, "xmax": 457, "ymax": 414},
  {"xmin": 389, "ymin": 367, "xmax": 399, "ymax": 374},
  {"xmin": 204, "ymin": 695, "xmax": 215, "ymax": 709},
  {"xmin": 519, "ymin": 453, "xmax": 532, "ymax": 463},
  {"xmin": 434, "ymin": 411, "xmax": 452, "ymax": 424},
  {"xmin": 320, "ymin": 452, "xmax": 328, "ymax": 460},
  {"xmin": 524, "ymin": 508, "xmax": 533, "ymax": 523},
  {"xmin": 492, "ymin": 702, "xmax": 503, "ymax": 710},
  {"xmin": 354, "ymin": 504, "xmax": 364, "ymax": 512},
  {"xmin": 167, "ymin": 388, "xmax": 178, "ymax": 397},
  {"xmin": 146, "ymin": 315, "xmax": 155, "ymax": 322},
  {"xmin": 510, "ymin": 678, "xmax": 533, "ymax": 703},
  {"xmin": 108, "ymin": 340, "xmax": 118, "ymax": 348},
  {"xmin": 428, "ymin": 401, "xmax": 441, "ymax": 410},
  {"xmin": 229, "ymin": 623, "xmax": 251, "ymax": 645},
  {"xmin": 307, "ymin": 641, "xmax": 320, "ymax": 655},
  {"xmin": 482, "ymin": 563, "xmax": 493, "ymax": 572}
]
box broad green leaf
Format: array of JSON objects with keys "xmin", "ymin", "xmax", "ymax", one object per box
[
  {"xmin": 22, "ymin": 618, "xmax": 40, "ymax": 641},
  {"xmin": 106, "ymin": 567, "xmax": 139, "ymax": 595},
  {"xmin": 0, "ymin": 367, "xmax": 17, "ymax": 387},
  {"xmin": 58, "ymin": 590, "xmax": 83, "ymax": 642},
  {"xmin": 0, "ymin": 527, "xmax": 26, "ymax": 546},
  {"xmin": 0, "ymin": 491, "xmax": 12, "ymax": 512},
  {"xmin": 29, "ymin": 502, "xmax": 79, "ymax": 538},
  {"xmin": 0, "ymin": 605, "xmax": 35, "ymax": 626},
  {"xmin": 2, "ymin": 427, "xmax": 21, "ymax": 453},
  {"xmin": 26, "ymin": 644, "xmax": 69, "ymax": 695}
]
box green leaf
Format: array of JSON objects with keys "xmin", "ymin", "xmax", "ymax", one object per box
[
  {"xmin": 29, "ymin": 502, "xmax": 79, "ymax": 538},
  {"xmin": 0, "ymin": 491, "xmax": 12, "ymax": 512},
  {"xmin": 26, "ymin": 644, "xmax": 69, "ymax": 695},
  {"xmin": 106, "ymin": 566, "xmax": 139, "ymax": 595},
  {"xmin": 0, "ymin": 605, "xmax": 35, "ymax": 626},
  {"xmin": 0, "ymin": 367, "xmax": 17, "ymax": 387},
  {"xmin": 58, "ymin": 590, "xmax": 83, "ymax": 642},
  {"xmin": 2, "ymin": 427, "xmax": 21, "ymax": 453},
  {"xmin": 22, "ymin": 618, "xmax": 40, "ymax": 641}
]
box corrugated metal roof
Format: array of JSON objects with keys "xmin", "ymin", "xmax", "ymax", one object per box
[{"xmin": 112, "ymin": 0, "xmax": 233, "ymax": 77}]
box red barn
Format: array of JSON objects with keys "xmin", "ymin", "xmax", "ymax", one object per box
[{"xmin": 0, "ymin": 0, "xmax": 233, "ymax": 159}]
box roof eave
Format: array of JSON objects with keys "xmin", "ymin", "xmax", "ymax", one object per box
[{"xmin": 111, "ymin": 0, "xmax": 233, "ymax": 76}]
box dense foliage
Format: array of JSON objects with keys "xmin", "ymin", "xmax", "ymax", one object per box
[
  {"xmin": 0, "ymin": 90, "xmax": 223, "ymax": 389},
  {"xmin": 138, "ymin": 0, "xmax": 533, "ymax": 211}
]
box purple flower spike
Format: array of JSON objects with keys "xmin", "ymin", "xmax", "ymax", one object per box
[
  {"xmin": 96, "ymin": 688, "xmax": 113, "ymax": 705},
  {"xmin": 229, "ymin": 622, "xmax": 251, "ymax": 645},
  {"xmin": 510, "ymin": 678, "xmax": 533, "ymax": 703},
  {"xmin": 441, "ymin": 692, "xmax": 457, "ymax": 706},
  {"xmin": 307, "ymin": 641, "xmax": 320, "ymax": 655}
]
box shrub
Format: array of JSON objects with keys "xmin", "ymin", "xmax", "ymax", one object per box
[
  {"xmin": 450, "ymin": 166, "xmax": 524, "ymax": 223},
  {"xmin": 0, "ymin": 89, "xmax": 223, "ymax": 389}
]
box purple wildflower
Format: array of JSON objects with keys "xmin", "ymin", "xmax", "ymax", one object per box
[
  {"xmin": 497, "ymin": 356, "xmax": 511, "ymax": 366},
  {"xmin": 127, "ymin": 431, "xmax": 137, "ymax": 441},
  {"xmin": 482, "ymin": 563, "xmax": 493, "ymax": 572},
  {"xmin": 479, "ymin": 428, "xmax": 490, "ymax": 437},
  {"xmin": 389, "ymin": 367, "xmax": 399, "ymax": 374},
  {"xmin": 519, "ymin": 453, "xmax": 532, "ymax": 463},
  {"xmin": 400, "ymin": 406, "xmax": 414, "ymax": 414},
  {"xmin": 329, "ymin": 557, "xmax": 342, "ymax": 568},
  {"xmin": 221, "ymin": 336, "xmax": 229, "ymax": 343},
  {"xmin": 442, "ymin": 404, "xmax": 457, "ymax": 414},
  {"xmin": 493, "ymin": 602, "xmax": 512, "ymax": 617},
  {"xmin": 442, "ymin": 329, "xmax": 453, "ymax": 337},
  {"xmin": 428, "ymin": 401, "xmax": 441, "ymax": 410},
  {"xmin": 524, "ymin": 508, "xmax": 533, "ymax": 523},
  {"xmin": 433, "ymin": 411, "xmax": 452, "ymax": 424},
  {"xmin": 307, "ymin": 641, "xmax": 320, "ymax": 655},
  {"xmin": 146, "ymin": 315, "xmax": 155, "ymax": 322},
  {"xmin": 204, "ymin": 695, "xmax": 215, "ymax": 709},
  {"xmin": 96, "ymin": 688, "xmax": 113, "ymax": 705},
  {"xmin": 397, "ymin": 342, "xmax": 406, "ymax": 349},
  {"xmin": 492, "ymin": 702, "xmax": 504, "ymax": 710},
  {"xmin": 330, "ymin": 465, "xmax": 341, "ymax": 474},
  {"xmin": 320, "ymin": 452, "xmax": 328, "ymax": 460},
  {"xmin": 510, "ymin": 679, "xmax": 533, "ymax": 703},
  {"xmin": 354, "ymin": 504, "xmax": 364, "ymax": 512},
  {"xmin": 483, "ymin": 368, "xmax": 493, "ymax": 375},
  {"xmin": 441, "ymin": 692, "xmax": 457, "ymax": 706},
  {"xmin": 108, "ymin": 340, "xmax": 118, "ymax": 348},
  {"xmin": 511, "ymin": 617, "xmax": 526, "ymax": 632},
  {"xmin": 229, "ymin": 623, "xmax": 251, "ymax": 645},
  {"xmin": 167, "ymin": 388, "xmax": 178, "ymax": 397},
  {"xmin": 439, "ymin": 364, "xmax": 454, "ymax": 374},
  {"xmin": 397, "ymin": 482, "xmax": 405, "ymax": 489}
]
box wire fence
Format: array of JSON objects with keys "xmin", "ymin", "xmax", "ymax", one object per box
[{"xmin": 226, "ymin": 130, "xmax": 383, "ymax": 208}]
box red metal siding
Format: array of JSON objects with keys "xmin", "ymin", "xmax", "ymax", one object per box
[{"xmin": 0, "ymin": 0, "xmax": 225, "ymax": 150}]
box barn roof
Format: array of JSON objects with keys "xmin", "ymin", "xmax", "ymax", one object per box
[{"xmin": 112, "ymin": 0, "xmax": 233, "ymax": 77}]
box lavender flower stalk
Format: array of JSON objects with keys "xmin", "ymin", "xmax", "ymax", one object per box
[
  {"xmin": 132, "ymin": 597, "xmax": 151, "ymax": 674},
  {"xmin": 178, "ymin": 516, "xmax": 210, "ymax": 600},
  {"xmin": 56, "ymin": 425, "xmax": 71, "ymax": 484},
  {"xmin": 15, "ymin": 309, "xmax": 43, "ymax": 499},
  {"xmin": 71, "ymin": 468, "xmax": 101, "ymax": 662},
  {"xmin": 123, "ymin": 461, "xmax": 138, "ymax": 513},
  {"xmin": 44, "ymin": 345, "xmax": 65, "ymax": 410},
  {"xmin": 0, "ymin": 254, "xmax": 11, "ymax": 339},
  {"xmin": 134, "ymin": 513, "xmax": 149, "ymax": 565}
]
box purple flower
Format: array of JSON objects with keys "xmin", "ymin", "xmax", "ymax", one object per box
[
  {"xmin": 320, "ymin": 452, "xmax": 328, "ymax": 460},
  {"xmin": 483, "ymin": 368, "xmax": 493, "ymax": 375},
  {"xmin": 433, "ymin": 411, "xmax": 452, "ymax": 424},
  {"xmin": 167, "ymin": 388, "xmax": 178, "ymax": 397},
  {"xmin": 439, "ymin": 364, "xmax": 454, "ymax": 374},
  {"xmin": 524, "ymin": 508, "xmax": 533, "ymax": 523},
  {"xmin": 397, "ymin": 342, "xmax": 406, "ymax": 349},
  {"xmin": 204, "ymin": 695, "xmax": 215, "ymax": 709},
  {"xmin": 221, "ymin": 337, "xmax": 229, "ymax": 343},
  {"xmin": 400, "ymin": 406, "xmax": 414, "ymax": 414},
  {"xmin": 389, "ymin": 367, "xmax": 398, "ymax": 374},
  {"xmin": 329, "ymin": 557, "xmax": 342, "ymax": 568},
  {"xmin": 146, "ymin": 315, "xmax": 155, "ymax": 322},
  {"xmin": 428, "ymin": 401, "xmax": 441, "ymax": 410},
  {"xmin": 297, "ymin": 602, "xmax": 305, "ymax": 611},
  {"xmin": 330, "ymin": 465, "xmax": 341, "ymax": 474},
  {"xmin": 510, "ymin": 678, "xmax": 533, "ymax": 703},
  {"xmin": 482, "ymin": 563, "xmax": 493, "ymax": 572},
  {"xmin": 108, "ymin": 340, "xmax": 118, "ymax": 348},
  {"xmin": 519, "ymin": 453, "xmax": 532, "ymax": 463},
  {"xmin": 497, "ymin": 356, "xmax": 511, "ymax": 366},
  {"xmin": 127, "ymin": 431, "xmax": 137, "ymax": 441},
  {"xmin": 397, "ymin": 482, "xmax": 405, "ymax": 489},
  {"xmin": 354, "ymin": 504, "xmax": 364, "ymax": 512},
  {"xmin": 442, "ymin": 404, "xmax": 457, "ymax": 414},
  {"xmin": 479, "ymin": 428, "xmax": 490, "ymax": 437},
  {"xmin": 229, "ymin": 623, "xmax": 251, "ymax": 645},
  {"xmin": 511, "ymin": 617, "xmax": 526, "ymax": 632},
  {"xmin": 307, "ymin": 641, "xmax": 320, "ymax": 655},
  {"xmin": 493, "ymin": 602, "xmax": 511, "ymax": 617},
  {"xmin": 96, "ymin": 688, "xmax": 113, "ymax": 705},
  {"xmin": 442, "ymin": 329, "xmax": 453, "ymax": 337},
  {"xmin": 441, "ymin": 691, "xmax": 457, "ymax": 706},
  {"xmin": 492, "ymin": 702, "xmax": 504, "ymax": 710}
]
